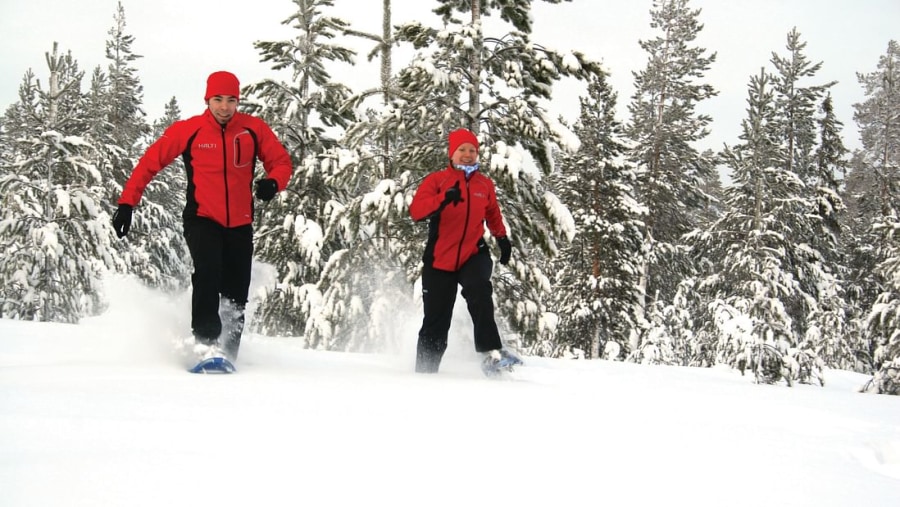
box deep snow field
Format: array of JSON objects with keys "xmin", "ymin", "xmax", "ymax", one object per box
[{"xmin": 2, "ymin": 275, "xmax": 899, "ymax": 506}]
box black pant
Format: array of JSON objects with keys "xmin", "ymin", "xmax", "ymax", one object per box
[
  {"xmin": 416, "ymin": 249, "xmax": 502, "ymax": 372},
  {"xmin": 183, "ymin": 217, "xmax": 253, "ymax": 356}
]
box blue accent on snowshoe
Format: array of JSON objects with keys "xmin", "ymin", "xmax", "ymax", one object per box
[
  {"xmin": 481, "ymin": 351, "xmax": 523, "ymax": 377},
  {"xmin": 189, "ymin": 356, "xmax": 236, "ymax": 374},
  {"xmin": 497, "ymin": 354, "xmax": 523, "ymax": 368}
]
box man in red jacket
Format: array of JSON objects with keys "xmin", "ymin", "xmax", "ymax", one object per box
[
  {"xmin": 112, "ymin": 71, "xmax": 293, "ymax": 361},
  {"xmin": 409, "ymin": 128, "xmax": 520, "ymax": 374}
]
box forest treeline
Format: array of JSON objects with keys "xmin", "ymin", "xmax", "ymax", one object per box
[{"xmin": 1, "ymin": 0, "xmax": 898, "ymax": 394}]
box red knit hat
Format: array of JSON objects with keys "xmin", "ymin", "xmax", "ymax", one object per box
[
  {"xmin": 448, "ymin": 128, "xmax": 479, "ymax": 158},
  {"xmin": 204, "ymin": 71, "xmax": 240, "ymax": 101}
]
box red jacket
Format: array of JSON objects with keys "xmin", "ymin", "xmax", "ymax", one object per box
[
  {"xmin": 119, "ymin": 109, "xmax": 292, "ymax": 228},
  {"xmin": 409, "ymin": 165, "xmax": 507, "ymax": 271}
]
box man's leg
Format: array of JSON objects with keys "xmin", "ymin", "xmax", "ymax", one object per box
[
  {"xmin": 416, "ymin": 265, "xmax": 458, "ymax": 373},
  {"xmin": 220, "ymin": 224, "xmax": 253, "ymax": 360},
  {"xmin": 183, "ymin": 218, "xmax": 224, "ymax": 344}
]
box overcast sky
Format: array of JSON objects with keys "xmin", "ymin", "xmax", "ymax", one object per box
[{"xmin": 1, "ymin": 0, "xmax": 897, "ymax": 154}]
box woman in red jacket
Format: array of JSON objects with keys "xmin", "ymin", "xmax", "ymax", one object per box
[
  {"xmin": 409, "ymin": 128, "xmax": 521, "ymax": 374},
  {"xmin": 112, "ymin": 71, "xmax": 293, "ymax": 362}
]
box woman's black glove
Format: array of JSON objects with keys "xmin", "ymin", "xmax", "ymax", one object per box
[
  {"xmin": 497, "ymin": 236, "xmax": 511, "ymax": 265},
  {"xmin": 442, "ymin": 181, "xmax": 463, "ymax": 206},
  {"xmin": 112, "ymin": 204, "xmax": 133, "ymax": 238}
]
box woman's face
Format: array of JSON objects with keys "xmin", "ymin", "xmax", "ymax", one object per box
[{"xmin": 451, "ymin": 143, "xmax": 478, "ymax": 166}]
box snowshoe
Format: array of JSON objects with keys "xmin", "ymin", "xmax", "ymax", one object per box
[
  {"xmin": 481, "ymin": 349, "xmax": 523, "ymax": 377},
  {"xmin": 188, "ymin": 342, "xmax": 236, "ymax": 374}
]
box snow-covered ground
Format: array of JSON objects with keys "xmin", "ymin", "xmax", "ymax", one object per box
[{"xmin": 2, "ymin": 275, "xmax": 899, "ymax": 507}]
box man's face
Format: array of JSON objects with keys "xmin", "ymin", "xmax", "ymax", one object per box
[{"xmin": 207, "ymin": 95, "xmax": 238, "ymax": 124}]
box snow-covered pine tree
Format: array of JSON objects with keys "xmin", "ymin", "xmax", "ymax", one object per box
[
  {"xmin": 548, "ymin": 74, "xmax": 645, "ymax": 360},
  {"xmin": 691, "ymin": 68, "xmax": 814, "ymax": 386},
  {"xmin": 807, "ymin": 93, "xmax": 854, "ymax": 369},
  {"xmin": 768, "ymin": 29, "xmax": 845, "ymax": 371},
  {"xmin": 864, "ymin": 213, "xmax": 900, "ymax": 395},
  {"xmin": 0, "ymin": 44, "xmax": 114, "ymax": 322},
  {"xmin": 296, "ymin": 0, "xmax": 422, "ymax": 352},
  {"xmin": 651, "ymin": 148, "xmax": 726, "ymax": 368},
  {"xmin": 625, "ymin": 0, "xmax": 717, "ymax": 356},
  {"xmin": 842, "ymin": 152, "xmax": 883, "ymax": 373},
  {"xmin": 102, "ymin": 2, "xmax": 148, "ymax": 170},
  {"xmin": 88, "ymin": 3, "xmax": 189, "ymax": 292},
  {"xmin": 307, "ymin": 0, "xmax": 605, "ymax": 352},
  {"xmin": 855, "ymin": 40, "xmax": 900, "ymax": 394},
  {"xmin": 241, "ymin": 0, "xmax": 357, "ymax": 338}
]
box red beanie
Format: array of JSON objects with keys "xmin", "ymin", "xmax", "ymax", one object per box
[
  {"xmin": 448, "ymin": 128, "xmax": 479, "ymax": 158},
  {"xmin": 204, "ymin": 71, "xmax": 240, "ymax": 101}
]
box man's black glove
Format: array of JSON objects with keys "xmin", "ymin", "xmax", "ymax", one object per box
[
  {"xmin": 497, "ymin": 236, "xmax": 512, "ymax": 265},
  {"xmin": 442, "ymin": 181, "xmax": 463, "ymax": 206},
  {"xmin": 255, "ymin": 178, "xmax": 278, "ymax": 201},
  {"xmin": 112, "ymin": 204, "xmax": 133, "ymax": 239}
]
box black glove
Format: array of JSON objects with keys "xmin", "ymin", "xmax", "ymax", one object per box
[
  {"xmin": 442, "ymin": 181, "xmax": 463, "ymax": 206},
  {"xmin": 112, "ymin": 204, "xmax": 133, "ymax": 239},
  {"xmin": 497, "ymin": 236, "xmax": 511, "ymax": 265},
  {"xmin": 255, "ymin": 178, "xmax": 278, "ymax": 201}
]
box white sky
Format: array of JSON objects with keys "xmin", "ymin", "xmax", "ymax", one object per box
[
  {"xmin": 2, "ymin": 271, "xmax": 899, "ymax": 506},
  {"xmin": 0, "ymin": 0, "xmax": 897, "ymax": 154}
]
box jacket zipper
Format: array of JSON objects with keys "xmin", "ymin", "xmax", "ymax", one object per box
[
  {"xmin": 454, "ymin": 176, "xmax": 471, "ymax": 270},
  {"xmin": 221, "ymin": 124, "xmax": 230, "ymax": 226}
]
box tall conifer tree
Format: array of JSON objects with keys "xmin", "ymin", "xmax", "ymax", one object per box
[
  {"xmin": 626, "ymin": 0, "xmax": 717, "ymax": 353},
  {"xmin": 548, "ymin": 74, "xmax": 644, "ymax": 359},
  {"xmin": 692, "ymin": 69, "xmax": 812, "ymax": 384},
  {"xmin": 856, "ymin": 41, "xmax": 900, "ymax": 394},
  {"xmin": 244, "ymin": 0, "xmax": 357, "ymax": 337},
  {"xmin": 768, "ymin": 29, "xmax": 844, "ymax": 355}
]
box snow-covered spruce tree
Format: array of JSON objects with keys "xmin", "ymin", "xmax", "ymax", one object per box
[
  {"xmin": 856, "ymin": 41, "xmax": 900, "ymax": 394},
  {"xmin": 547, "ymin": 74, "xmax": 645, "ymax": 359},
  {"xmin": 291, "ymin": 0, "xmax": 426, "ymax": 352},
  {"xmin": 808, "ymin": 93, "xmax": 855, "ymax": 369},
  {"xmin": 101, "ymin": 2, "xmax": 148, "ymax": 173},
  {"xmin": 88, "ymin": 3, "xmax": 189, "ymax": 292},
  {"xmin": 0, "ymin": 44, "xmax": 114, "ymax": 322},
  {"xmin": 312, "ymin": 0, "xmax": 604, "ymax": 352},
  {"xmin": 661, "ymin": 150, "xmax": 725, "ymax": 368},
  {"xmin": 625, "ymin": 0, "xmax": 717, "ymax": 359},
  {"xmin": 768, "ymin": 29, "xmax": 846, "ymax": 368},
  {"xmin": 848, "ymin": 43, "xmax": 900, "ymax": 342},
  {"xmin": 636, "ymin": 160, "xmax": 722, "ymax": 367},
  {"xmin": 241, "ymin": 0, "xmax": 357, "ymax": 337},
  {"xmin": 865, "ymin": 216, "xmax": 900, "ymax": 395},
  {"xmin": 692, "ymin": 68, "xmax": 821, "ymax": 386},
  {"xmin": 842, "ymin": 152, "xmax": 883, "ymax": 373}
]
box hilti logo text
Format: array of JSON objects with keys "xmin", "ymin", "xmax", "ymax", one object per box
[{"xmin": 197, "ymin": 143, "xmax": 217, "ymax": 149}]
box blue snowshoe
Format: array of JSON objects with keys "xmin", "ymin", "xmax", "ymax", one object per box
[
  {"xmin": 189, "ymin": 356, "xmax": 236, "ymax": 374},
  {"xmin": 481, "ymin": 349, "xmax": 523, "ymax": 377},
  {"xmin": 188, "ymin": 343, "xmax": 236, "ymax": 374}
]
